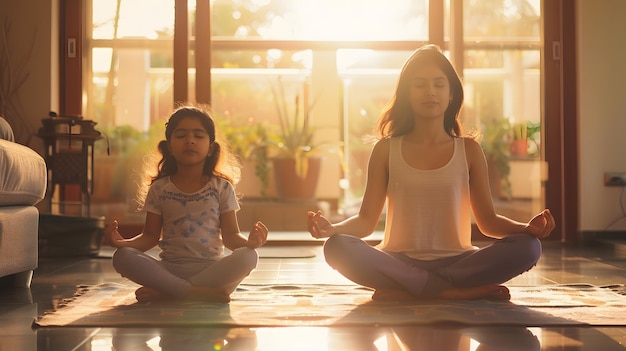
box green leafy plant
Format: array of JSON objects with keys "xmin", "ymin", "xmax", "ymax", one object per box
[
  {"xmin": 269, "ymin": 77, "xmax": 322, "ymax": 179},
  {"xmin": 511, "ymin": 122, "xmax": 528, "ymax": 141},
  {"xmin": 94, "ymin": 124, "xmax": 142, "ymax": 155},
  {"xmin": 526, "ymin": 121, "xmax": 541, "ymax": 157},
  {"xmin": 480, "ymin": 117, "xmax": 511, "ymax": 199},
  {"xmin": 216, "ymin": 116, "xmax": 272, "ymax": 197}
]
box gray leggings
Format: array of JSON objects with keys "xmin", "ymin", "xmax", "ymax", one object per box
[
  {"xmin": 112, "ymin": 247, "xmax": 258, "ymax": 298},
  {"xmin": 324, "ymin": 233, "xmax": 541, "ymax": 297}
]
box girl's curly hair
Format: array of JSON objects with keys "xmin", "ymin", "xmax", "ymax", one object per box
[{"xmin": 135, "ymin": 105, "xmax": 241, "ymax": 208}]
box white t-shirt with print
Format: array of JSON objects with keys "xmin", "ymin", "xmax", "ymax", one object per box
[{"xmin": 144, "ymin": 176, "xmax": 240, "ymax": 262}]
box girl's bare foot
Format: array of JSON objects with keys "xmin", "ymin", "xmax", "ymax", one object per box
[
  {"xmin": 439, "ymin": 284, "xmax": 510, "ymax": 301},
  {"xmin": 135, "ymin": 286, "xmax": 230, "ymax": 303},
  {"xmin": 135, "ymin": 287, "xmax": 169, "ymax": 303}
]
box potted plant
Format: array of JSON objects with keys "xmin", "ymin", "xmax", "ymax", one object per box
[
  {"xmin": 480, "ymin": 118, "xmax": 512, "ymax": 199},
  {"xmin": 509, "ymin": 122, "xmax": 529, "ymax": 157},
  {"xmin": 216, "ymin": 115, "xmax": 272, "ymax": 198},
  {"xmin": 526, "ymin": 121, "xmax": 541, "ymax": 157},
  {"xmin": 268, "ymin": 77, "xmax": 323, "ymax": 201},
  {"xmin": 509, "ymin": 120, "xmax": 541, "ymax": 158}
]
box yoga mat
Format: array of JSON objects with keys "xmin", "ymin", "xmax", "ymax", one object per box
[
  {"xmin": 33, "ymin": 283, "xmax": 626, "ymax": 328},
  {"xmin": 97, "ymin": 246, "xmax": 316, "ymax": 259}
]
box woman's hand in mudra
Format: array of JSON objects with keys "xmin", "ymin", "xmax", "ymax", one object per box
[{"xmin": 307, "ymin": 210, "xmax": 336, "ymax": 239}]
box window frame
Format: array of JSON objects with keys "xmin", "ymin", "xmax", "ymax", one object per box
[{"xmin": 66, "ymin": 0, "xmax": 574, "ymax": 241}]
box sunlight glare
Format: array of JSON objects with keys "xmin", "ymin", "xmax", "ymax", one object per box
[
  {"xmin": 257, "ymin": 0, "xmax": 420, "ymax": 41},
  {"xmin": 146, "ymin": 336, "xmax": 161, "ymax": 349},
  {"xmin": 255, "ymin": 327, "xmax": 329, "ymax": 350},
  {"xmin": 92, "ymin": 0, "xmax": 175, "ymax": 39},
  {"xmin": 373, "ymin": 335, "xmax": 388, "ymax": 350},
  {"xmin": 94, "ymin": 0, "xmax": 425, "ymax": 41}
]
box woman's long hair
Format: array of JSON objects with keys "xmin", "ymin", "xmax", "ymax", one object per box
[{"xmin": 376, "ymin": 44, "xmax": 465, "ymax": 139}]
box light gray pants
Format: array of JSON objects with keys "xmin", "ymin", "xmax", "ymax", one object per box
[
  {"xmin": 112, "ymin": 247, "xmax": 258, "ymax": 298},
  {"xmin": 323, "ymin": 233, "xmax": 541, "ymax": 297}
]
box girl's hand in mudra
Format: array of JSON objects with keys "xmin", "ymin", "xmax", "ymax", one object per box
[
  {"xmin": 246, "ymin": 221, "xmax": 268, "ymax": 248},
  {"xmin": 103, "ymin": 220, "xmax": 125, "ymax": 247}
]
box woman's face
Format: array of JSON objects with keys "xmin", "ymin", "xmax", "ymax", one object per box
[
  {"xmin": 408, "ymin": 63, "xmax": 452, "ymax": 121},
  {"xmin": 168, "ymin": 116, "xmax": 214, "ymax": 166}
]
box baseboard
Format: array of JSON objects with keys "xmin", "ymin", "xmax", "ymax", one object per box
[
  {"xmin": 578, "ymin": 231, "xmax": 626, "ymax": 259},
  {"xmin": 578, "ymin": 230, "xmax": 626, "ymax": 243}
]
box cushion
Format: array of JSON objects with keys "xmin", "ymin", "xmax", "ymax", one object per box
[{"xmin": 0, "ymin": 139, "xmax": 47, "ymax": 206}]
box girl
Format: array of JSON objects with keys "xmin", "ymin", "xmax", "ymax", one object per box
[
  {"xmin": 103, "ymin": 106, "xmax": 268, "ymax": 303},
  {"xmin": 307, "ymin": 45, "xmax": 555, "ymax": 301}
]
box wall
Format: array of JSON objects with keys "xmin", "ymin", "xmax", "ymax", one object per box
[
  {"xmin": 0, "ymin": 0, "xmax": 57, "ymax": 154},
  {"xmin": 577, "ymin": 0, "xmax": 626, "ymax": 231}
]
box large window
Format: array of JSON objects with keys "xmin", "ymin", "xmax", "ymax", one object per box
[
  {"xmin": 86, "ymin": 0, "xmax": 542, "ymax": 227},
  {"xmin": 210, "ymin": 0, "xmax": 428, "ymax": 41}
]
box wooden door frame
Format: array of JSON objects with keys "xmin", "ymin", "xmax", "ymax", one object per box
[{"xmin": 543, "ymin": 0, "xmax": 578, "ymax": 243}]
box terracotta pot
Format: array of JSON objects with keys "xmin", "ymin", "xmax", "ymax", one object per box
[
  {"xmin": 509, "ymin": 140, "xmax": 528, "ymax": 157},
  {"xmin": 272, "ymin": 157, "xmax": 321, "ymax": 200}
]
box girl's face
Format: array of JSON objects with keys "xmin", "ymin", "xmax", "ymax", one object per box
[
  {"xmin": 168, "ymin": 116, "xmax": 214, "ymax": 166},
  {"xmin": 408, "ymin": 63, "xmax": 452, "ymax": 121}
]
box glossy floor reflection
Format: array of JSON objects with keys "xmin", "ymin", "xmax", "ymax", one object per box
[{"xmin": 2, "ymin": 239, "xmax": 626, "ymax": 350}]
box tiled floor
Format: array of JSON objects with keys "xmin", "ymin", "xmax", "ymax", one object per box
[{"xmin": 1, "ymin": 238, "xmax": 626, "ymax": 350}]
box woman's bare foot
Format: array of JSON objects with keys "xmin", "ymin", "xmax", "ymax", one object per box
[
  {"xmin": 372, "ymin": 289, "xmax": 415, "ymax": 301},
  {"xmin": 439, "ymin": 284, "xmax": 510, "ymax": 301},
  {"xmin": 372, "ymin": 284, "xmax": 510, "ymax": 302}
]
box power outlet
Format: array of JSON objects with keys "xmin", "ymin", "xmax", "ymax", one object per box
[{"xmin": 604, "ymin": 172, "xmax": 626, "ymax": 186}]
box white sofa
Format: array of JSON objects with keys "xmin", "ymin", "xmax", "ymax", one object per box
[{"xmin": 0, "ymin": 138, "xmax": 47, "ymax": 287}]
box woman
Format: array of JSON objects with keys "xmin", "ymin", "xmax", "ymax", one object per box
[{"xmin": 307, "ymin": 45, "xmax": 555, "ymax": 301}]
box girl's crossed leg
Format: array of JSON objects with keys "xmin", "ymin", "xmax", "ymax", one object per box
[{"xmin": 112, "ymin": 246, "xmax": 258, "ymax": 302}]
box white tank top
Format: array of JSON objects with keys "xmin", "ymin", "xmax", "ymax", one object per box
[{"xmin": 376, "ymin": 136, "xmax": 477, "ymax": 260}]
